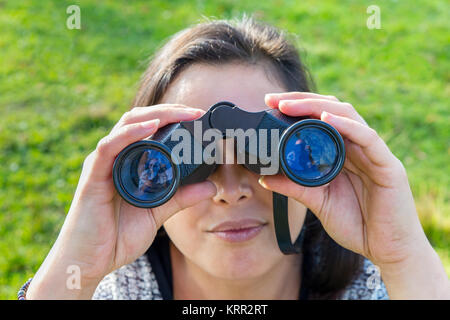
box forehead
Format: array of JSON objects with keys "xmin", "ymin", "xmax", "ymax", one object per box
[{"xmin": 160, "ymin": 63, "xmax": 286, "ymax": 112}]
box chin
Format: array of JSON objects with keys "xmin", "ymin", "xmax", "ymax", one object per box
[{"xmin": 204, "ymin": 242, "xmax": 280, "ymax": 280}]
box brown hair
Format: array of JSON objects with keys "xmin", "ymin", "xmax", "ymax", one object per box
[{"xmin": 133, "ymin": 15, "xmax": 362, "ymax": 299}]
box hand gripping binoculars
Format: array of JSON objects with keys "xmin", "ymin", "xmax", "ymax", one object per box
[{"xmin": 113, "ymin": 101, "xmax": 345, "ymax": 254}]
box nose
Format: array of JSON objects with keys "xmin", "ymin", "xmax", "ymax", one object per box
[{"xmin": 209, "ymin": 164, "xmax": 254, "ymax": 206}]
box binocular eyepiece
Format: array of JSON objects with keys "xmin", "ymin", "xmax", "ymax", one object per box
[{"xmin": 113, "ymin": 101, "xmax": 345, "ymax": 209}]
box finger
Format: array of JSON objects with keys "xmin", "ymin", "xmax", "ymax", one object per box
[
  {"xmin": 150, "ymin": 180, "xmax": 217, "ymax": 229},
  {"xmin": 343, "ymin": 139, "xmax": 373, "ymax": 177},
  {"xmin": 265, "ymin": 92, "xmax": 339, "ymax": 108},
  {"xmin": 276, "ymin": 98, "xmax": 366, "ymax": 124},
  {"xmin": 90, "ymin": 119, "xmax": 160, "ymax": 180},
  {"xmin": 258, "ymin": 174, "xmax": 326, "ymax": 216},
  {"xmin": 112, "ymin": 104, "xmax": 205, "ymax": 131},
  {"xmin": 321, "ymin": 111, "xmax": 394, "ymax": 167}
]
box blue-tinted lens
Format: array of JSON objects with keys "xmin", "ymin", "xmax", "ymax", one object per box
[
  {"xmin": 120, "ymin": 147, "xmax": 175, "ymax": 202},
  {"xmin": 283, "ymin": 127, "xmax": 338, "ymax": 181}
]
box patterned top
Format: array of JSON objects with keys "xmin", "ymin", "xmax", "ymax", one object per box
[{"xmin": 92, "ymin": 254, "xmax": 389, "ymax": 300}]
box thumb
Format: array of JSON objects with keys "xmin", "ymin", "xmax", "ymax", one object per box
[
  {"xmin": 258, "ymin": 175, "xmax": 326, "ymax": 217},
  {"xmin": 150, "ymin": 180, "xmax": 217, "ymax": 229}
]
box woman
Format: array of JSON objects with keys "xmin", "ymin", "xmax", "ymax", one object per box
[{"xmin": 23, "ymin": 16, "xmax": 449, "ymax": 300}]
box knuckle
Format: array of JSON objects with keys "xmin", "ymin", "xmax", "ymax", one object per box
[
  {"xmin": 366, "ymin": 127, "xmax": 379, "ymax": 142},
  {"xmin": 342, "ymin": 102, "xmax": 355, "ymax": 112},
  {"xmin": 96, "ymin": 136, "xmax": 111, "ymax": 154},
  {"xmin": 114, "ymin": 125, "xmax": 134, "ymax": 141},
  {"xmin": 394, "ymin": 158, "xmax": 408, "ymax": 180},
  {"xmin": 130, "ymin": 106, "xmax": 141, "ymax": 113},
  {"xmin": 171, "ymin": 103, "xmax": 188, "ymax": 109},
  {"xmin": 340, "ymin": 102, "xmax": 365, "ymax": 122},
  {"xmin": 174, "ymin": 104, "xmax": 194, "ymax": 112},
  {"xmin": 164, "ymin": 106, "xmax": 178, "ymax": 116},
  {"xmin": 156, "ymin": 104, "xmax": 184, "ymax": 113},
  {"xmin": 122, "ymin": 110, "xmax": 132, "ymax": 120},
  {"xmin": 82, "ymin": 151, "xmax": 95, "ymax": 170},
  {"xmin": 121, "ymin": 109, "xmax": 135, "ymax": 123}
]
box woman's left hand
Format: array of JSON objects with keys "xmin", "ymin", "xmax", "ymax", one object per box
[{"xmin": 260, "ymin": 92, "xmax": 450, "ymax": 299}]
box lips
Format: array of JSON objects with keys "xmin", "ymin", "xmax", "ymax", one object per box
[{"xmin": 207, "ymin": 219, "xmax": 266, "ymax": 243}]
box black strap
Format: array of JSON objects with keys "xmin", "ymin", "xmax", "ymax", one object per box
[
  {"xmin": 146, "ymin": 231, "xmax": 174, "ymax": 300},
  {"xmin": 273, "ymin": 192, "xmax": 306, "ymax": 255}
]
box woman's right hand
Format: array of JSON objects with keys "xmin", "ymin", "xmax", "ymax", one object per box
[{"xmin": 26, "ymin": 105, "xmax": 217, "ymax": 299}]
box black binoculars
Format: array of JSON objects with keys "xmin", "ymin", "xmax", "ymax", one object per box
[
  {"xmin": 113, "ymin": 101, "xmax": 345, "ymax": 209},
  {"xmin": 112, "ymin": 101, "xmax": 345, "ymax": 254}
]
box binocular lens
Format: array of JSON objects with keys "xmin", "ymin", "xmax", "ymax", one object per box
[
  {"xmin": 113, "ymin": 142, "xmax": 179, "ymax": 207},
  {"xmin": 280, "ymin": 120, "xmax": 344, "ymax": 186}
]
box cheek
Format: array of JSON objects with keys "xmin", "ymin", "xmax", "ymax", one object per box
[{"xmin": 163, "ymin": 206, "xmax": 206, "ymax": 255}]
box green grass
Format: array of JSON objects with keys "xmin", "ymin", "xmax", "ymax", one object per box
[{"xmin": 0, "ymin": 0, "xmax": 449, "ymax": 299}]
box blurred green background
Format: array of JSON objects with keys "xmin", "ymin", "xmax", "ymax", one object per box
[{"xmin": 0, "ymin": 0, "xmax": 449, "ymax": 299}]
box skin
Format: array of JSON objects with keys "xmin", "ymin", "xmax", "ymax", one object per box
[{"xmin": 26, "ymin": 63, "xmax": 449, "ymax": 300}]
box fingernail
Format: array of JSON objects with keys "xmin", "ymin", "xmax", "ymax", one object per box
[
  {"xmin": 258, "ymin": 176, "xmax": 268, "ymax": 188},
  {"xmin": 265, "ymin": 93, "xmax": 278, "ymax": 105},
  {"xmin": 187, "ymin": 108, "xmax": 205, "ymax": 116},
  {"xmin": 141, "ymin": 118, "xmax": 160, "ymax": 130},
  {"xmin": 321, "ymin": 111, "xmax": 330, "ymax": 120},
  {"xmin": 278, "ymin": 99, "xmax": 291, "ymax": 109}
]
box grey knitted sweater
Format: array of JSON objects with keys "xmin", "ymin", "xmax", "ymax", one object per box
[{"xmin": 92, "ymin": 254, "xmax": 389, "ymax": 300}]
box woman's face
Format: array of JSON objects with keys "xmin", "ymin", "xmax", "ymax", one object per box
[{"xmin": 161, "ymin": 63, "xmax": 307, "ymax": 280}]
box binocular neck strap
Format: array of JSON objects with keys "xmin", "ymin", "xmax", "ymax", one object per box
[{"xmin": 273, "ymin": 192, "xmax": 306, "ymax": 254}]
